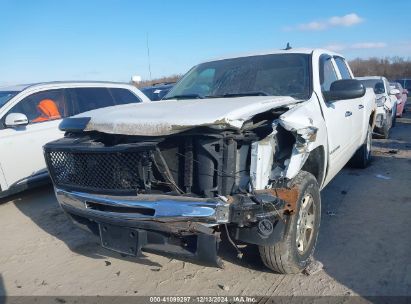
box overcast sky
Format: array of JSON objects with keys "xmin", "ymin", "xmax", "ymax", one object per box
[{"xmin": 1, "ymin": 0, "xmax": 410, "ymax": 85}]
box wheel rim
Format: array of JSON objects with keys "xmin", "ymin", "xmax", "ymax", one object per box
[
  {"xmin": 296, "ymin": 194, "xmax": 315, "ymax": 255},
  {"xmin": 366, "ymin": 129, "xmax": 372, "ymax": 160}
]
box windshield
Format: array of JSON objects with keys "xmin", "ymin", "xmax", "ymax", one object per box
[
  {"xmin": 0, "ymin": 91, "xmax": 19, "ymax": 108},
  {"xmin": 360, "ymin": 79, "xmax": 385, "ymax": 94},
  {"xmin": 164, "ymin": 54, "xmax": 311, "ymax": 100}
]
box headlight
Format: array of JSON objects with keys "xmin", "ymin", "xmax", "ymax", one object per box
[{"xmin": 376, "ymin": 96, "xmax": 385, "ymax": 107}]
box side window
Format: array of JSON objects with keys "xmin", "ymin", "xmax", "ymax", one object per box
[
  {"xmin": 6, "ymin": 89, "xmax": 66, "ymax": 124},
  {"xmin": 320, "ymin": 55, "xmax": 338, "ymax": 92},
  {"xmin": 109, "ymin": 88, "xmax": 142, "ymax": 105},
  {"xmin": 67, "ymin": 88, "xmax": 115, "ymax": 115},
  {"xmin": 334, "ymin": 57, "xmax": 352, "ymax": 79},
  {"xmin": 374, "ymin": 81, "xmax": 385, "ymax": 94}
]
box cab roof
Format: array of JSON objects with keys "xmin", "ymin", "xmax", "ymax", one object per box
[{"xmin": 203, "ymin": 48, "xmax": 344, "ymax": 63}]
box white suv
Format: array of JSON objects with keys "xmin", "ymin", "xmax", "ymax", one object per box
[
  {"xmin": 357, "ymin": 76, "xmax": 399, "ymax": 138},
  {"xmin": 0, "ymin": 81, "xmax": 149, "ymax": 198}
]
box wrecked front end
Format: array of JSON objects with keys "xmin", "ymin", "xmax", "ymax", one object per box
[{"xmin": 44, "ymin": 109, "xmax": 313, "ymax": 266}]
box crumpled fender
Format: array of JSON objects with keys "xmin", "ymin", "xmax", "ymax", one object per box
[{"xmin": 277, "ymin": 99, "xmax": 327, "ymax": 179}]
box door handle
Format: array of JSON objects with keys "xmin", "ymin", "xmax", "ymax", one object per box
[
  {"xmin": 345, "ymin": 111, "xmax": 352, "ymax": 117},
  {"xmin": 358, "ymin": 104, "xmax": 364, "ymax": 109}
]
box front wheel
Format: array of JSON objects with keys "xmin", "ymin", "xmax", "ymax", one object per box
[{"xmin": 259, "ymin": 171, "xmax": 321, "ymax": 274}]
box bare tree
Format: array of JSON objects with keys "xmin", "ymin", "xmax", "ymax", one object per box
[
  {"xmin": 349, "ymin": 57, "xmax": 411, "ymax": 80},
  {"xmin": 133, "ymin": 74, "xmax": 182, "ymax": 88}
]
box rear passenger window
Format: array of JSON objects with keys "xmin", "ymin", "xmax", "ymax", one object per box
[
  {"xmin": 110, "ymin": 88, "xmax": 141, "ymax": 105},
  {"xmin": 334, "ymin": 57, "xmax": 352, "ymax": 79},
  {"xmin": 320, "ymin": 55, "xmax": 338, "ymax": 92},
  {"xmin": 67, "ymin": 88, "xmax": 115, "ymax": 115}
]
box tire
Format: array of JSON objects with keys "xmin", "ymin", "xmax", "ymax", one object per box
[
  {"xmin": 382, "ymin": 122, "xmax": 390, "ymax": 139},
  {"xmin": 350, "ymin": 125, "xmax": 372, "ymax": 168},
  {"xmin": 392, "ymin": 107, "xmax": 397, "ymax": 127},
  {"xmin": 259, "ymin": 171, "xmax": 321, "ymax": 274}
]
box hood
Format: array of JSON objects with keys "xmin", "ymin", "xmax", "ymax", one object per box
[{"xmin": 77, "ymin": 96, "xmax": 300, "ymax": 136}]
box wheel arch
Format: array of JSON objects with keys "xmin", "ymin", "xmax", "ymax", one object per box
[
  {"xmin": 301, "ymin": 145, "xmax": 326, "ymax": 187},
  {"xmin": 369, "ymin": 110, "xmax": 376, "ymax": 128}
]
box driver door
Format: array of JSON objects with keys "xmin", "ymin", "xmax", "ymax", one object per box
[{"xmin": 317, "ymin": 55, "xmax": 356, "ymax": 183}]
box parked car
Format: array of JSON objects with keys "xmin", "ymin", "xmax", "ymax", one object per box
[
  {"xmin": 0, "ymin": 81, "xmax": 149, "ymax": 198},
  {"xmin": 44, "ymin": 49, "xmax": 376, "ymax": 274},
  {"xmin": 357, "ymin": 76, "xmax": 398, "ymax": 138},
  {"xmin": 140, "ymin": 83, "xmax": 175, "ymax": 101},
  {"xmin": 390, "ymin": 82, "xmax": 407, "ymax": 117},
  {"xmin": 395, "ymin": 78, "xmax": 411, "ymax": 94}
]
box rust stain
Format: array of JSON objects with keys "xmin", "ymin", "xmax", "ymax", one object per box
[
  {"xmin": 226, "ymin": 195, "xmax": 235, "ymax": 204},
  {"xmin": 256, "ymin": 186, "xmax": 299, "ymax": 214}
]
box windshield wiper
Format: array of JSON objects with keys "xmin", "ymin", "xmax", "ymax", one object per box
[
  {"xmin": 163, "ymin": 94, "xmax": 204, "ymax": 100},
  {"xmin": 206, "ymin": 91, "xmax": 269, "ymax": 98}
]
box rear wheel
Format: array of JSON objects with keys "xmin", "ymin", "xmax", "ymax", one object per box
[
  {"xmin": 350, "ymin": 125, "xmax": 372, "ymax": 168},
  {"xmin": 259, "ymin": 171, "xmax": 321, "ymax": 274}
]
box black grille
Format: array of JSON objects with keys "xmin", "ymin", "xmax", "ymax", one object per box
[{"xmin": 46, "ymin": 150, "xmax": 151, "ymax": 193}]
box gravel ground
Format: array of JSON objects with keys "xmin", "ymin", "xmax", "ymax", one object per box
[{"xmin": 0, "ymin": 103, "xmax": 410, "ymax": 300}]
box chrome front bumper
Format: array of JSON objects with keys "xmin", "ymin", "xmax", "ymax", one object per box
[
  {"xmin": 55, "ymin": 188, "xmax": 285, "ymax": 265},
  {"xmin": 55, "ymin": 188, "xmax": 230, "ymax": 226}
]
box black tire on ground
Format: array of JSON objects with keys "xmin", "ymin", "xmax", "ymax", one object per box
[
  {"xmin": 259, "ymin": 171, "xmax": 321, "ymax": 274},
  {"xmin": 382, "ymin": 122, "xmax": 390, "ymax": 139},
  {"xmin": 350, "ymin": 125, "xmax": 372, "ymax": 168},
  {"xmin": 392, "ymin": 114, "xmax": 397, "ymax": 127}
]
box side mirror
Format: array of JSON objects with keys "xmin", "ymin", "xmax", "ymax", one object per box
[
  {"xmin": 389, "ymin": 88, "xmax": 400, "ymax": 95},
  {"xmin": 4, "ymin": 113, "xmax": 29, "ymax": 128},
  {"xmin": 323, "ymin": 79, "xmax": 366, "ymax": 102}
]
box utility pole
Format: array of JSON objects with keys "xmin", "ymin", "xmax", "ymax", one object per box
[{"xmin": 146, "ymin": 32, "xmax": 152, "ymax": 81}]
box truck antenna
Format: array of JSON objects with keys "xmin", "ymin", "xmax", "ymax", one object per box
[
  {"xmin": 284, "ymin": 42, "xmax": 292, "ymax": 50},
  {"xmin": 146, "ymin": 32, "xmax": 152, "ymax": 81}
]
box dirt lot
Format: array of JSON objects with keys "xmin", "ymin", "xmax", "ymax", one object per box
[{"xmin": 0, "ymin": 104, "xmax": 410, "ymax": 299}]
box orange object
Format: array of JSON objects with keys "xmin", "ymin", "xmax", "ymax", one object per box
[{"xmin": 32, "ymin": 99, "xmax": 61, "ymax": 123}]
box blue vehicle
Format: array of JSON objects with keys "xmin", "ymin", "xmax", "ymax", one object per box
[
  {"xmin": 395, "ymin": 78, "xmax": 411, "ymax": 93},
  {"xmin": 140, "ymin": 83, "xmax": 175, "ymax": 101}
]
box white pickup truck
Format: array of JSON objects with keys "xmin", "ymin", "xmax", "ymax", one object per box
[{"xmin": 44, "ymin": 49, "xmax": 376, "ymax": 274}]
